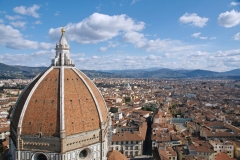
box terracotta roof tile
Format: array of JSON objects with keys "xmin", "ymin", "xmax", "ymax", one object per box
[{"xmin": 215, "ymin": 152, "xmax": 232, "ymax": 160}]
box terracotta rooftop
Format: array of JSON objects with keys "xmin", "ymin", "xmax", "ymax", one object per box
[
  {"xmin": 159, "ymin": 147, "xmax": 177, "ymax": 160},
  {"xmin": 215, "ymin": 152, "xmax": 232, "ymax": 160},
  {"xmin": 0, "ymin": 125, "xmax": 10, "ymax": 133},
  {"xmin": 112, "ymin": 132, "xmax": 144, "ymax": 141}
]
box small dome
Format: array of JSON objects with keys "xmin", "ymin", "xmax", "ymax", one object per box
[
  {"xmin": 107, "ymin": 150, "xmax": 127, "ymax": 160},
  {"xmin": 59, "ymin": 32, "xmax": 68, "ymax": 46},
  {"xmin": 55, "ymin": 27, "xmax": 70, "ymax": 50}
]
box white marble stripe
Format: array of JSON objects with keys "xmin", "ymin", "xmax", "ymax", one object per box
[{"xmin": 60, "ymin": 66, "xmax": 65, "ymax": 131}]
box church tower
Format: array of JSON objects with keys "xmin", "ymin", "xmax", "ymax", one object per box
[{"xmin": 9, "ymin": 28, "xmax": 111, "ymax": 160}]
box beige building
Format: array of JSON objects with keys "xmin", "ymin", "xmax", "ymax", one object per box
[
  {"xmin": 232, "ymin": 141, "xmax": 240, "ymax": 159},
  {"xmin": 111, "ymin": 122, "xmax": 147, "ymax": 158},
  {"xmin": 209, "ymin": 139, "xmax": 234, "ymax": 158}
]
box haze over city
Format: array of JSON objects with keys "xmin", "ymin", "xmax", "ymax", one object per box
[{"xmin": 0, "ymin": 0, "xmax": 240, "ymax": 71}]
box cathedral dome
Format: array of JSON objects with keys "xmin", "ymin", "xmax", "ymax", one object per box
[
  {"xmin": 10, "ymin": 28, "xmax": 111, "ymax": 160},
  {"xmin": 11, "ymin": 67, "xmax": 108, "ymax": 137}
]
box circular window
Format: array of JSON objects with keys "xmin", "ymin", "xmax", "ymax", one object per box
[
  {"xmin": 79, "ymin": 149, "xmax": 88, "ymax": 159},
  {"xmin": 37, "ymin": 154, "xmax": 47, "ymax": 160}
]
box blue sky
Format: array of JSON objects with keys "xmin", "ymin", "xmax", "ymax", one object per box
[{"xmin": 0, "ymin": 0, "xmax": 240, "ymax": 71}]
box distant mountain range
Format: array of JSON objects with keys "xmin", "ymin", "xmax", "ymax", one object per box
[{"xmin": 0, "ymin": 63, "xmax": 240, "ymax": 79}]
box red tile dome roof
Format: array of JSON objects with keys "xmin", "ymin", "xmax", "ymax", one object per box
[{"xmin": 11, "ymin": 67, "xmax": 108, "ymax": 137}]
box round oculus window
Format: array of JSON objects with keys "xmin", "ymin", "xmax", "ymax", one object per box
[
  {"xmin": 37, "ymin": 154, "xmax": 47, "ymax": 160},
  {"xmin": 79, "ymin": 149, "xmax": 88, "ymax": 159}
]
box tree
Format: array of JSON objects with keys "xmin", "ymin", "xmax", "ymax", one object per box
[
  {"xmin": 141, "ymin": 103, "xmax": 157, "ymax": 111},
  {"xmin": 124, "ymin": 97, "xmax": 131, "ymax": 103}
]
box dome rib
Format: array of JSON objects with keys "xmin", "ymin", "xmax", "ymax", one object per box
[{"xmin": 59, "ymin": 66, "xmax": 65, "ymax": 133}]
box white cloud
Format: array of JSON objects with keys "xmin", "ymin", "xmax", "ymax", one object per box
[
  {"xmin": 183, "ymin": 49, "xmax": 240, "ymax": 71},
  {"xmin": 218, "ymin": 10, "xmax": 240, "ymax": 28},
  {"xmin": 5, "ymin": 15, "xmax": 23, "ymax": 21},
  {"xmin": 179, "ymin": 13, "xmax": 209, "ymax": 27},
  {"xmin": 0, "ymin": 24, "xmax": 37, "ymax": 49},
  {"xmin": 199, "ymin": 37, "xmax": 208, "ymax": 40},
  {"xmin": 39, "ymin": 42, "xmax": 54, "ymax": 49},
  {"xmin": 71, "ymin": 53, "xmax": 85, "ymax": 58},
  {"xmin": 191, "ymin": 32, "xmax": 201, "ymax": 38},
  {"xmin": 10, "ymin": 21, "xmax": 26, "ymax": 28},
  {"xmin": 131, "ymin": 0, "xmax": 140, "ymax": 5},
  {"xmin": 145, "ymin": 54, "xmax": 162, "ymax": 60},
  {"xmin": 49, "ymin": 13, "xmax": 200, "ymax": 54},
  {"xmin": 233, "ymin": 32, "xmax": 240, "ymax": 40},
  {"xmin": 191, "ymin": 32, "xmax": 209, "ymax": 40},
  {"xmin": 92, "ymin": 56, "xmax": 99, "ymax": 59},
  {"xmin": 212, "ymin": 49, "xmax": 240, "ymax": 69},
  {"xmin": 0, "ymin": 11, "xmax": 6, "ymax": 14},
  {"xmin": 142, "ymin": 39, "xmax": 195, "ymax": 52},
  {"xmin": 123, "ymin": 32, "xmax": 198, "ymax": 53},
  {"xmin": 33, "ymin": 20, "xmax": 42, "ymax": 24},
  {"xmin": 96, "ymin": 4, "xmax": 101, "ymax": 11},
  {"xmin": 108, "ymin": 42, "xmax": 118, "ymax": 48},
  {"xmin": 230, "ymin": 2, "xmax": 240, "ymax": 6},
  {"xmin": 188, "ymin": 51, "xmax": 209, "ymax": 57},
  {"xmin": 214, "ymin": 49, "xmax": 240, "ymax": 57},
  {"xmin": 122, "ymin": 31, "xmax": 145, "ymax": 43},
  {"xmin": 2, "ymin": 48, "xmax": 240, "ymax": 71},
  {"xmin": 72, "ymin": 53, "xmax": 179, "ymax": 70},
  {"xmin": 13, "ymin": 4, "xmax": 40, "ymax": 18},
  {"xmin": 0, "ymin": 24, "xmax": 52, "ymax": 49},
  {"xmin": 163, "ymin": 53, "xmax": 172, "ymax": 58},
  {"xmin": 54, "ymin": 11, "xmax": 60, "ymax": 16},
  {"xmin": 98, "ymin": 42, "xmax": 119, "ymax": 52},
  {"xmin": 32, "ymin": 50, "xmax": 54, "ymax": 57},
  {"xmin": 0, "ymin": 50, "xmax": 54, "ymax": 66},
  {"xmin": 99, "ymin": 47, "xmax": 108, "ymax": 52},
  {"xmin": 76, "ymin": 57, "xmax": 85, "ymax": 62},
  {"xmin": 49, "ymin": 13, "xmax": 145, "ymax": 44}
]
